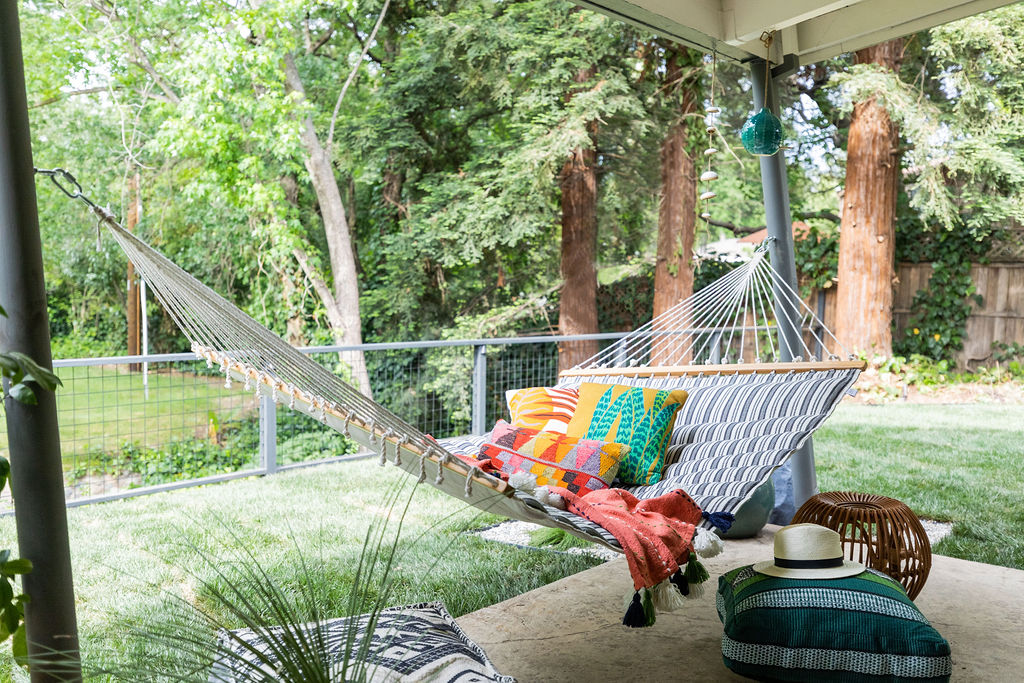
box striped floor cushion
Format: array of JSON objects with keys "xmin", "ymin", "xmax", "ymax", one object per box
[
  {"xmin": 209, "ymin": 601, "xmax": 514, "ymax": 682},
  {"xmin": 716, "ymin": 565, "xmax": 952, "ymax": 682}
]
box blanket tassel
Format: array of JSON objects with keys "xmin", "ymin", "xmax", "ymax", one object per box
[
  {"xmin": 651, "ymin": 577, "xmax": 688, "ymax": 612},
  {"xmin": 669, "ymin": 569, "xmax": 689, "ymax": 596},
  {"xmin": 622, "ymin": 589, "xmax": 657, "ymax": 628},
  {"xmin": 702, "ymin": 510, "xmax": 736, "ymax": 533},
  {"xmin": 684, "ymin": 554, "xmax": 710, "ymax": 599}
]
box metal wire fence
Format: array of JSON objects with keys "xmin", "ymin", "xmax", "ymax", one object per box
[{"xmin": 0, "ymin": 335, "xmax": 624, "ymax": 508}]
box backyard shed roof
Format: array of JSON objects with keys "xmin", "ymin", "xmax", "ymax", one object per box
[{"xmin": 575, "ymin": 0, "xmax": 1021, "ymax": 63}]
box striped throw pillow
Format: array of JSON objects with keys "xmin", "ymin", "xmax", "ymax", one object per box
[
  {"xmin": 506, "ymin": 386, "xmax": 579, "ymax": 434},
  {"xmin": 716, "ymin": 565, "xmax": 952, "ymax": 682}
]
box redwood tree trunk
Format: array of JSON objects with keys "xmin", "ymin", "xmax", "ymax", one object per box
[
  {"xmin": 835, "ymin": 39, "xmax": 904, "ymax": 356},
  {"xmin": 558, "ymin": 69, "xmax": 600, "ymax": 372},
  {"xmin": 652, "ymin": 51, "xmax": 698, "ymax": 365}
]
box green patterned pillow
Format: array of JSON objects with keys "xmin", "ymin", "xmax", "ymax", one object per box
[
  {"xmin": 565, "ymin": 383, "xmax": 687, "ymax": 485},
  {"xmin": 716, "ymin": 564, "xmax": 952, "ymax": 682}
]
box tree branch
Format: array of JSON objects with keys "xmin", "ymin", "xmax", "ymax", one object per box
[
  {"xmin": 89, "ymin": 0, "xmax": 181, "ymax": 105},
  {"xmin": 30, "ymin": 86, "xmax": 111, "ymax": 109},
  {"xmin": 292, "ymin": 247, "xmax": 345, "ymax": 333},
  {"xmin": 327, "ymin": 0, "xmax": 391, "ymax": 151},
  {"xmin": 308, "ymin": 26, "xmax": 336, "ymax": 55},
  {"xmin": 703, "ymin": 217, "xmax": 763, "ymax": 234},
  {"xmin": 704, "ymin": 210, "xmax": 840, "ymax": 235}
]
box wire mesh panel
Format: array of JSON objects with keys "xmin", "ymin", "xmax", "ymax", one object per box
[
  {"xmin": 0, "ymin": 355, "xmax": 260, "ymax": 504},
  {"xmin": 484, "ymin": 340, "xmax": 561, "ymax": 427}
]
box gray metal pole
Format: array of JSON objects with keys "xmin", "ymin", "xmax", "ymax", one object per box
[
  {"xmin": 0, "ymin": 4, "xmax": 82, "ymax": 680},
  {"xmin": 260, "ymin": 395, "xmax": 278, "ymax": 474},
  {"xmin": 471, "ymin": 344, "xmax": 487, "ymax": 435},
  {"xmin": 749, "ymin": 57, "xmax": 817, "ymax": 519}
]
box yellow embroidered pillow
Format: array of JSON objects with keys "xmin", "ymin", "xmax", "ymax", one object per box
[
  {"xmin": 565, "ymin": 383, "xmax": 687, "ymax": 485},
  {"xmin": 505, "ymin": 386, "xmax": 579, "ymax": 434}
]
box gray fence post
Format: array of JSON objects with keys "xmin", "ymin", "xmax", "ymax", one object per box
[
  {"xmin": 471, "ymin": 343, "xmax": 487, "ymax": 435},
  {"xmin": 260, "ymin": 395, "xmax": 278, "ymax": 474}
]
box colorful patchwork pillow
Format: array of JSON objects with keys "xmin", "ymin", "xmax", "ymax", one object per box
[
  {"xmin": 716, "ymin": 565, "xmax": 952, "ymax": 682},
  {"xmin": 505, "ymin": 386, "xmax": 579, "ymax": 434},
  {"xmin": 478, "ymin": 420, "xmax": 626, "ymax": 496},
  {"xmin": 565, "ymin": 383, "xmax": 687, "ymax": 486}
]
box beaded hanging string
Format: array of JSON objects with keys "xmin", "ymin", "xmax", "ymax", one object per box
[{"xmin": 700, "ymin": 42, "xmax": 720, "ymax": 221}]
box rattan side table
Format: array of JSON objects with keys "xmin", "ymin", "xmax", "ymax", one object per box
[{"xmin": 792, "ymin": 491, "xmax": 932, "ymax": 599}]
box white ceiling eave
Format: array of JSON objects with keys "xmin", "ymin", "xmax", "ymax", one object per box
[{"xmin": 576, "ymin": 0, "xmax": 1022, "ymax": 64}]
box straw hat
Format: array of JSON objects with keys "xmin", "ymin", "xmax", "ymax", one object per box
[{"xmin": 753, "ymin": 523, "xmax": 865, "ymax": 579}]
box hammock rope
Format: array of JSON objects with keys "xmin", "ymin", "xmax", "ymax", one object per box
[{"xmin": 574, "ymin": 244, "xmax": 848, "ymax": 371}]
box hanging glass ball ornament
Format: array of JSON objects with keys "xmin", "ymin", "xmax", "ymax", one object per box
[{"xmin": 740, "ymin": 107, "xmax": 783, "ymax": 156}]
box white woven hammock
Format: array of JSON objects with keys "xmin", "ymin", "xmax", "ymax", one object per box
[{"xmin": 100, "ymin": 214, "xmax": 861, "ymax": 552}]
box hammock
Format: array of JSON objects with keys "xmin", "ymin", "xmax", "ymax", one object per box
[{"xmin": 101, "ymin": 215, "xmax": 862, "ymax": 553}]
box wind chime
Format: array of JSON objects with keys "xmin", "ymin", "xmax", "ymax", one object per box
[
  {"xmin": 740, "ymin": 31, "xmax": 784, "ymax": 157},
  {"xmin": 699, "ymin": 45, "xmax": 719, "ymax": 221}
]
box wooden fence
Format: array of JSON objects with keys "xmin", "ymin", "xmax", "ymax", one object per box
[
  {"xmin": 893, "ymin": 262, "xmax": 1024, "ymax": 367},
  {"xmin": 810, "ymin": 262, "xmax": 1024, "ymax": 367}
]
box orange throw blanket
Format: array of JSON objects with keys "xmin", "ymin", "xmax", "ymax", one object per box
[{"xmin": 550, "ymin": 487, "xmax": 702, "ymax": 591}]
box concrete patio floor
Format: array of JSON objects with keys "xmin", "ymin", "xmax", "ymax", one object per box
[{"xmin": 457, "ymin": 525, "xmax": 1024, "ymax": 682}]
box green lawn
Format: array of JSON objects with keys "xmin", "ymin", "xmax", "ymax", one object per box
[
  {"xmin": 814, "ymin": 403, "xmax": 1024, "ymax": 571},
  {"xmin": 0, "ymin": 365, "xmax": 254, "ymax": 465},
  {"xmin": 0, "ymin": 460, "xmax": 600, "ymax": 679},
  {"xmin": 0, "ymin": 401, "xmax": 1020, "ymax": 678}
]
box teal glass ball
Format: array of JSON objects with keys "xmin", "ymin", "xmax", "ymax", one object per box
[{"xmin": 740, "ymin": 107, "xmax": 783, "ymax": 156}]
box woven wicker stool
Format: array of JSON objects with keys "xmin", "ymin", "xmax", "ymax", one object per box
[{"xmin": 792, "ymin": 491, "xmax": 932, "ymax": 599}]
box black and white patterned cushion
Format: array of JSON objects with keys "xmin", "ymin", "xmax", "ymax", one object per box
[{"xmin": 208, "ymin": 601, "xmax": 515, "ymax": 682}]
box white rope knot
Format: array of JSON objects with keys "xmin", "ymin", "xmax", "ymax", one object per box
[
  {"xmin": 378, "ymin": 428, "xmax": 395, "ymax": 466},
  {"xmin": 368, "ymin": 419, "xmax": 377, "ymax": 445},
  {"xmin": 394, "ymin": 435, "xmax": 409, "ymax": 466},
  {"xmin": 464, "ymin": 467, "xmax": 475, "ymax": 497},
  {"xmin": 435, "ymin": 451, "xmax": 449, "ymax": 485},
  {"xmin": 420, "ymin": 446, "xmax": 438, "ymax": 484},
  {"xmin": 287, "ymin": 386, "xmax": 296, "ymax": 410},
  {"xmin": 243, "ymin": 374, "xmax": 252, "ymax": 391},
  {"xmin": 342, "ymin": 412, "xmax": 352, "ymax": 437}
]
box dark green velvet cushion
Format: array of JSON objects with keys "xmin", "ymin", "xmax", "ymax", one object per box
[{"xmin": 716, "ymin": 565, "xmax": 951, "ymax": 682}]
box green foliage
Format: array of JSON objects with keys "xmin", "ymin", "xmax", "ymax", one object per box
[
  {"xmin": 992, "ymin": 341, "xmax": 1024, "ymax": 369},
  {"xmin": 894, "ymin": 210, "xmax": 994, "ymax": 361},
  {"xmin": 792, "ymin": 223, "xmax": 839, "ymax": 297},
  {"xmin": 862, "ymin": 353, "xmax": 1024, "ymax": 393},
  {"xmin": 69, "ymin": 438, "xmax": 252, "ymax": 488},
  {"xmin": 528, "ymin": 526, "xmax": 593, "ymax": 551},
  {"xmin": 597, "ymin": 262, "xmax": 653, "ymax": 332}
]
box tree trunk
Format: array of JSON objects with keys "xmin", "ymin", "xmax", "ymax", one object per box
[
  {"xmin": 558, "ymin": 66, "xmax": 600, "ymax": 373},
  {"xmin": 126, "ymin": 171, "xmax": 141, "ymax": 371},
  {"xmin": 652, "ymin": 50, "xmax": 698, "ymax": 365},
  {"xmin": 835, "ymin": 39, "xmax": 904, "ymax": 356},
  {"xmin": 283, "ymin": 55, "xmax": 372, "ymax": 397}
]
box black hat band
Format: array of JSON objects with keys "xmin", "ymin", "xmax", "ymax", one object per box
[{"xmin": 774, "ymin": 556, "xmax": 844, "ymax": 569}]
